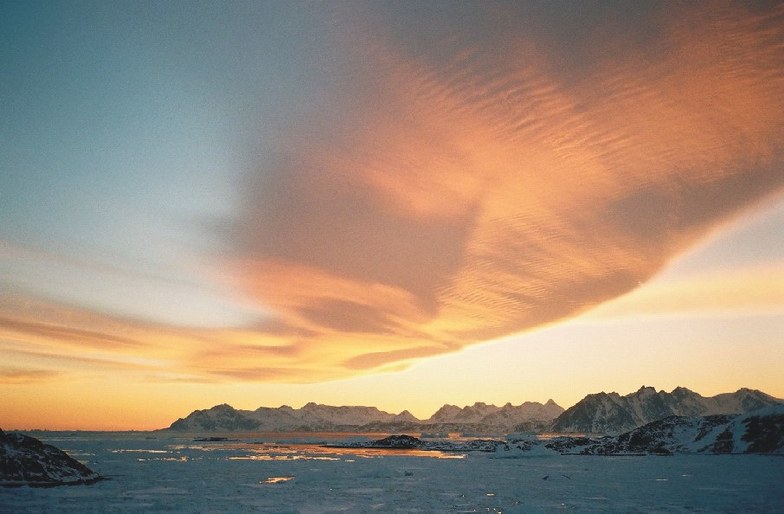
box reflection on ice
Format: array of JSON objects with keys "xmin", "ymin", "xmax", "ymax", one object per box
[
  {"xmin": 261, "ymin": 476, "xmax": 294, "ymax": 484},
  {"xmin": 136, "ymin": 456, "xmax": 189, "ymax": 462},
  {"xmin": 112, "ymin": 449, "xmax": 170, "ymax": 454},
  {"xmin": 169, "ymin": 440, "xmax": 466, "ymax": 461},
  {"xmin": 229, "ymin": 454, "xmax": 340, "ymax": 461}
]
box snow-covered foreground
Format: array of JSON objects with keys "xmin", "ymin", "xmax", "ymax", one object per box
[{"xmin": 1, "ymin": 433, "xmax": 783, "ymax": 512}]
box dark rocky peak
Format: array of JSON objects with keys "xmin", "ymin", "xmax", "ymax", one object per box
[
  {"xmin": 577, "ymin": 391, "xmax": 614, "ymax": 406},
  {"xmin": 396, "ymin": 410, "xmax": 419, "ymax": 422},
  {"xmin": 429, "ymin": 404, "xmax": 462, "ymax": 421},
  {"xmin": 671, "ymin": 386, "xmax": 696, "ymax": 395},
  {"xmin": 210, "ymin": 404, "xmax": 237, "ymax": 413}
]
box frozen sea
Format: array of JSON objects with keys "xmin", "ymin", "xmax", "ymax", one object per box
[{"xmin": 1, "ymin": 432, "xmax": 783, "ymax": 512}]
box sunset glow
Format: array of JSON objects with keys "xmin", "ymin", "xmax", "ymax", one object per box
[{"xmin": 1, "ymin": 1, "xmax": 783, "ymax": 430}]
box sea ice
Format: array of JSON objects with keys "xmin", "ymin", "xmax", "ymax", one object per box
[{"xmin": 1, "ymin": 432, "xmax": 782, "ymax": 512}]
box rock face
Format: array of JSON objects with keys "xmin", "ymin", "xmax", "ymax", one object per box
[
  {"xmin": 551, "ymin": 386, "xmax": 782, "ymax": 435},
  {"xmin": 0, "ymin": 429, "xmax": 102, "ymax": 487}
]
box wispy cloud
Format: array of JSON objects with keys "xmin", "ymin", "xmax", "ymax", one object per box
[{"xmin": 0, "ymin": 316, "xmax": 142, "ymax": 348}]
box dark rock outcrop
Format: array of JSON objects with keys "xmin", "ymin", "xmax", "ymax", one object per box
[
  {"xmin": 337, "ymin": 434, "xmax": 504, "ymax": 453},
  {"xmin": 0, "ymin": 429, "xmax": 102, "ymax": 487},
  {"xmin": 366, "ymin": 434, "xmax": 424, "ymax": 449}
]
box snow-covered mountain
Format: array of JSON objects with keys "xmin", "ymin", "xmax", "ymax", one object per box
[
  {"xmin": 551, "ymin": 386, "xmax": 782, "ymax": 435},
  {"xmin": 427, "ymin": 400, "xmax": 562, "ymax": 425},
  {"xmin": 295, "ymin": 403, "xmax": 419, "ymax": 428},
  {"xmin": 423, "ymin": 400, "xmax": 563, "ymax": 433},
  {"xmin": 0, "ymin": 428, "xmax": 102, "ymax": 486},
  {"xmin": 167, "ymin": 399, "xmax": 563, "ymax": 433},
  {"xmin": 428, "ymin": 402, "xmax": 499, "ymax": 424}
]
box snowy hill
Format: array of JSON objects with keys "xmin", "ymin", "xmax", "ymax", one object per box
[
  {"xmin": 705, "ymin": 405, "xmax": 784, "ymax": 454},
  {"xmin": 0, "ymin": 429, "xmax": 102, "ymax": 487},
  {"xmin": 551, "ymin": 386, "xmax": 782, "ymax": 435},
  {"xmin": 548, "ymin": 404, "xmax": 784, "ymax": 455}
]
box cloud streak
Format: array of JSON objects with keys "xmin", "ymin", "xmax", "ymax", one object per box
[{"xmin": 0, "ymin": 367, "xmax": 62, "ymax": 385}]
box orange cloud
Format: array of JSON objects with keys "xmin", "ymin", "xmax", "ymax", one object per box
[{"xmin": 226, "ymin": 2, "xmax": 784, "ymax": 374}]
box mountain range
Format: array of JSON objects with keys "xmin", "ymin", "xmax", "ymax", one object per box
[
  {"xmin": 165, "ymin": 386, "xmax": 782, "ymax": 435},
  {"xmin": 167, "ymin": 399, "xmax": 564, "ymax": 434}
]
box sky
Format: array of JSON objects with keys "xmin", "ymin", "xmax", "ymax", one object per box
[{"xmin": 1, "ymin": 1, "xmax": 783, "ymax": 430}]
